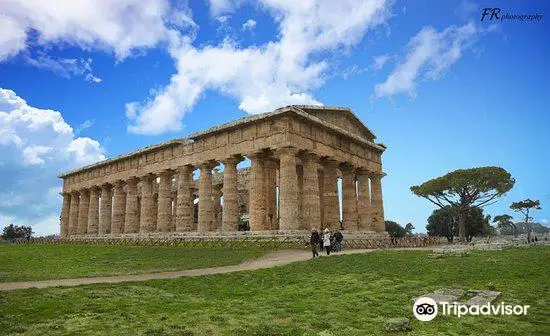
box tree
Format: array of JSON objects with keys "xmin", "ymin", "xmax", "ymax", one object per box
[
  {"xmin": 427, "ymin": 206, "xmax": 493, "ymax": 242},
  {"xmin": 404, "ymin": 223, "xmax": 415, "ymax": 237},
  {"xmin": 385, "ymin": 221, "xmax": 407, "ymax": 238},
  {"xmin": 510, "ymin": 199, "xmax": 541, "ymax": 224},
  {"xmin": 493, "ymin": 214, "xmax": 517, "ymax": 236},
  {"xmin": 1, "ymin": 224, "xmax": 33, "ymax": 241},
  {"xmin": 411, "ymin": 166, "xmax": 515, "ymax": 241}
]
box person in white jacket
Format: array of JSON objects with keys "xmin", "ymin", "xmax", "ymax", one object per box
[{"xmin": 323, "ymin": 228, "xmax": 332, "ymax": 255}]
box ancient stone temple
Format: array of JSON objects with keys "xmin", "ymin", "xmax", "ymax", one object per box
[{"xmin": 58, "ymin": 105, "xmax": 387, "ymax": 237}]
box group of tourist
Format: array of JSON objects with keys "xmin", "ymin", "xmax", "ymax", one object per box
[{"xmin": 309, "ymin": 228, "xmax": 344, "ymax": 258}]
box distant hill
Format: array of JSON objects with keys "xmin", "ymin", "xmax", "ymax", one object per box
[{"xmin": 499, "ymin": 222, "xmax": 549, "ymax": 235}]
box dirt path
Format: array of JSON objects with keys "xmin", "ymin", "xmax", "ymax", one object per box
[{"xmin": 0, "ymin": 247, "xmax": 433, "ymax": 291}]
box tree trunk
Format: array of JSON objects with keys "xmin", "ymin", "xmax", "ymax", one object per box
[{"xmin": 458, "ymin": 210, "xmax": 466, "ymax": 242}]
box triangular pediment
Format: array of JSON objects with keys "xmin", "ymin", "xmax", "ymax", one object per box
[{"xmin": 293, "ymin": 105, "xmax": 376, "ymax": 141}]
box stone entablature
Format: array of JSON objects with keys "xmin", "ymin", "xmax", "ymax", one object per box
[{"xmin": 58, "ymin": 105, "xmax": 387, "ymax": 237}]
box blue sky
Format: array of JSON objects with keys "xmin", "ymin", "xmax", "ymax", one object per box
[{"xmin": 0, "ymin": 0, "xmax": 548, "ymax": 235}]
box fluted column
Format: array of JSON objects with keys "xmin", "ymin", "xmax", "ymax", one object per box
[
  {"xmin": 356, "ymin": 169, "xmax": 371, "ymax": 231},
  {"xmin": 111, "ymin": 180, "xmax": 126, "ymax": 234},
  {"xmin": 87, "ymin": 187, "xmax": 100, "ymax": 234},
  {"xmin": 198, "ymin": 161, "xmax": 215, "ymax": 232},
  {"xmin": 341, "ymin": 164, "xmax": 358, "ymax": 231},
  {"xmin": 68, "ymin": 191, "xmax": 80, "ymax": 235},
  {"xmin": 318, "ymin": 168, "xmax": 325, "ymax": 227},
  {"xmin": 302, "ymin": 153, "xmax": 321, "ymax": 230},
  {"xmin": 370, "ymin": 172, "xmax": 386, "ymax": 232},
  {"xmin": 99, "ymin": 184, "xmax": 112, "ymax": 234},
  {"xmin": 77, "ymin": 189, "xmax": 90, "ymax": 235},
  {"xmin": 124, "ymin": 177, "xmax": 139, "ymax": 233},
  {"xmin": 157, "ymin": 170, "xmax": 173, "ymax": 232},
  {"xmin": 296, "ymin": 164, "xmax": 304, "ymax": 229},
  {"xmin": 213, "ymin": 185, "xmax": 222, "ymax": 231},
  {"xmin": 322, "ymin": 159, "xmax": 340, "ymax": 231},
  {"xmin": 176, "ymin": 165, "xmax": 194, "ymax": 231},
  {"xmin": 277, "ymin": 147, "xmax": 299, "ymax": 230},
  {"xmin": 264, "ymin": 159, "xmax": 278, "ymax": 230},
  {"xmin": 60, "ymin": 193, "xmax": 71, "ymax": 237},
  {"xmin": 139, "ymin": 174, "xmax": 156, "ymax": 232},
  {"xmin": 221, "ymin": 157, "xmax": 241, "ymax": 231},
  {"xmin": 248, "ymin": 152, "xmax": 266, "ymax": 231}
]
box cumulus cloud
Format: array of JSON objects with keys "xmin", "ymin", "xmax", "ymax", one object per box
[
  {"xmin": 0, "ymin": 0, "xmax": 195, "ymax": 62},
  {"xmin": 0, "ymin": 88, "xmax": 105, "ymax": 235},
  {"xmin": 25, "ymin": 54, "xmax": 103, "ymax": 83},
  {"xmin": 127, "ymin": 0, "xmax": 393, "ymax": 134},
  {"xmin": 371, "ymin": 54, "xmax": 392, "ymax": 71},
  {"xmin": 241, "ymin": 19, "xmax": 257, "ymax": 31},
  {"xmin": 374, "ymin": 23, "xmax": 478, "ymax": 99}
]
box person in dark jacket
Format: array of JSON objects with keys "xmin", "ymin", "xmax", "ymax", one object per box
[
  {"xmin": 310, "ymin": 229, "xmax": 320, "ymax": 258},
  {"xmin": 333, "ymin": 231, "xmax": 343, "ymax": 252}
]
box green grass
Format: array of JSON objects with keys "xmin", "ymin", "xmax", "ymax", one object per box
[
  {"xmin": 1, "ymin": 246, "xmax": 549, "ymax": 335},
  {"xmin": 0, "ymin": 244, "xmax": 268, "ymax": 282}
]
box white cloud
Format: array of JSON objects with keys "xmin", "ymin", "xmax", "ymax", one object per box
[
  {"xmin": 75, "ymin": 119, "xmax": 95, "ymax": 135},
  {"xmin": 25, "ymin": 54, "xmax": 103, "ymax": 83},
  {"xmin": 242, "ymin": 19, "xmax": 257, "ymax": 31},
  {"xmin": 208, "ymin": 0, "xmax": 236, "ymax": 16},
  {"xmin": 371, "ymin": 54, "xmax": 391, "ymax": 71},
  {"xmin": 374, "ymin": 23, "xmax": 478, "ymax": 99},
  {"xmin": 0, "ymin": 88, "xmax": 105, "ymax": 235},
  {"xmin": 128, "ymin": 0, "xmax": 393, "ymax": 134},
  {"xmin": 0, "ymin": 0, "xmax": 195, "ymax": 62}
]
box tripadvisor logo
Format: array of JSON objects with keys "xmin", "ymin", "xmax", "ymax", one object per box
[{"xmin": 413, "ymin": 297, "xmax": 530, "ymax": 321}]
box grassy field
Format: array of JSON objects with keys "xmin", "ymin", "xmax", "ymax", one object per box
[
  {"xmin": 0, "ymin": 246, "xmax": 548, "ymax": 335},
  {"xmin": 0, "ymin": 244, "xmax": 268, "ymax": 282}
]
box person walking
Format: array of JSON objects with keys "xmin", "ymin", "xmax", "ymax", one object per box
[
  {"xmin": 323, "ymin": 228, "xmax": 332, "ymax": 255},
  {"xmin": 333, "ymin": 230, "xmax": 343, "ymax": 252},
  {"xmin": 309, "ymin": 229, "xmax": 320, "ymax": 258}
]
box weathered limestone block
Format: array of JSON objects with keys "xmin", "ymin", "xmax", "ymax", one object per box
[
  {"xmin": 370, "ymin": 172, "xmax": 385, "ymax": 232},
  {"xmin": 68, "ymin": 191, "xmax": 79, "ymax": 235},
  {"xmin": 340, "ymin": 165, "xmax": 357, "ymax": 231},
  {"xmin": 87, "ymin": 186, "xmax": 100, "ymax": 234},
  {"xmin": 356, "ymin": 169, "xmax": 371, "ymax": 231},
  {"xmin": 124, "ymin": 177, "xmax": 139, "ymax": 233},
  {"xmin": 176, "ymin": 165, "xmax": 194, "ymax": 231},
  {"xmin": 60, "ymin": 193, "xmax": 70, "ymax": 237},
  {"xmin": 99, "ymin": 184, "xmax": 112, "ymax": 234},
  {"xmin": 322, "ymin": 159, "xmax": 340, "ymax": 231},
  {"xmin": 157, "ymin": 170, "xmax": 173, "ymax": 232},
  {"xmin": 111, "ymin": 180, "xmax": 126, "ymax": 234},
  {"xmin": 198, "ymin": 161, "xmax": 215, "ymax": 232},
  {"xmin": 302, "ymin": 153, "xmax": 321, "ymax": 230},
  {"xmin": 248, "ymin": 152, "xmax": 266, "ymax": 231},
  {"xmin": 77, "ymin": 189, "xmax": 90, "ymax": 235},
  {"xmin": 139, "ymin": 175, "xmax": 155, "ymax": 233},
  {"xmin": 277, "ymin": 147, "xmax": 299, "ymax": 230}
]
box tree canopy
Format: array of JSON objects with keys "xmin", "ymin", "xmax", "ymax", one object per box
[
  {"xmin": 427, "ymin": 206, "xmax": 493, "ymax": 242},
  {"xmin": 1, "ymin": 224, "xmax": 33, "ymax": 241},
  {"xmin": 411, "ymin": 166, "xmax": 514, "ymax": 240},
  {"xmin": 510, "ymin": 199, "xmax": 541, "ymax": 224},
  {"xmin": 384, "ymin": 221, "xmax": 407, "ymax": 238},
  {"xmin": 493, "ymin": 214, "xmax": 516, "ymax": 236}
]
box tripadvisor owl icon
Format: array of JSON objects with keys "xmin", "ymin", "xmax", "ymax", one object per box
[{"xmin": 413, "ymin": 297, "xmax": 438, "ymax": 321}]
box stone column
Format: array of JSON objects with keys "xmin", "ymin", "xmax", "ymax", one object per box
[
  {"xmin": 87, "ymin": 187, "xmax": 100, "ymax": 235},
  {"xmin": 248, "ymin": 152, "xmax": 266, "ymax": 231},
  {"xmin": 221, "ymin": 156, "xmax": 241, "ymax": 231},
  {"xmin": 197, "ymin": 161, "xmax": 215, "ymax": 232},
  {"xmin": 139, "ymin": 174, "xmax": 155, "ymax": 232},
  {"xmin": 318, "ymin": 169, "xmax": 324, "ymax": 228},
  {"xmin": 157, "ymin": 170, "xmax": 173, "ymax": 233},
  {"xmin": 264, "ymin": 159, "xmax": 278, "ymax": 230},
  {"xmin": 277, "ymin": 147, "xmax": 299, "ymax": 230},
  {"xmin": 124, "ymin": 177, "xmax": 139, "ymax": 233},
  {"xmin": 302, "ymin": 153, "xmax": 321, "ymax": 230},
  {"xmin": 341, "ymin": 164, "xmax": 358, "ymax": 231},
  {"xmin": 322, "ymin": 159, "xmax": 340, "ymax": 231},
  {"xmin": 370, "ymin": 172, "xmax": 386, "ymax": 233},
  {"xmin": 99, "ymin": 184, "xmax": 112, "ymax": 234},
  {"xmin": 68, "ymin": 191, "xmax": 80, "ymax": 235},
  {"xmin": 356, "ymin": 169, "xmax": 371, "ymax": 231},
  {"xmin": 212, "ymin": 185, "xmax": 222, "ymax": 231},
  {"xmin": 176, "ymin": 165, "xmax": 194, "ymax": 231},
  {"xmin": 296, "ymin": 164, "xmax": 304, "ymax": 229},
  {"xmin": 111, "ymin": 180, "xmax": 126, "ymax": 234},
  {"xmin": 77, "ymin": 189, "xmax": 90, "ymax": 235},
  {"xmin": 60, "ymin": 193, "xmax": 71, "ymax": 237}
]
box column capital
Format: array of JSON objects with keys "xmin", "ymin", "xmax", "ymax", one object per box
[
  {"xmin": 78, "ymin": 188, "xmax": 90, "ymax": 194},
  {"xmin": 177, "ymin": 164, "xmax": 195, "ymax": 174},
  {"xmin": 100, "ymin": 182, "xmax": 112, "ymax": 190},
  {"xmin": 320, "ymin": 157, "xmax": 339, "ymax": 168},
  {"xmin": 198, "ymin": 160, "xmax": 217, "ymax": 170},
  {"xmin": 113, "ymin": 179, "xmax": 125, "ymax": 188},
  {"xmin": 156, "ymin": 168, "xmax": 175, "ymax": 176},
  {"xmin": 356, "ymin": 168, "xmax": 370, "ymax": 176},
  {"xmin": 221, "ymin": 154, "xmax": 243, "ymax": 166},
  {"xmin": 339, "ymin": 162, "xmax": 355, "ymax": 172},
  {"xmin": 301, "ymin": 152, "xmax": 320, "ymax": 163},
  {"xmin": 368, "ymin": 171, "xmax": 386, "ymax": 179},
  {"xmin": 89, "ymin": 185, "xmax": 101, "ymax": 193},
  {"xmin": 275, "ymin": 146, "xmax": 299, "ymax": 157}
]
